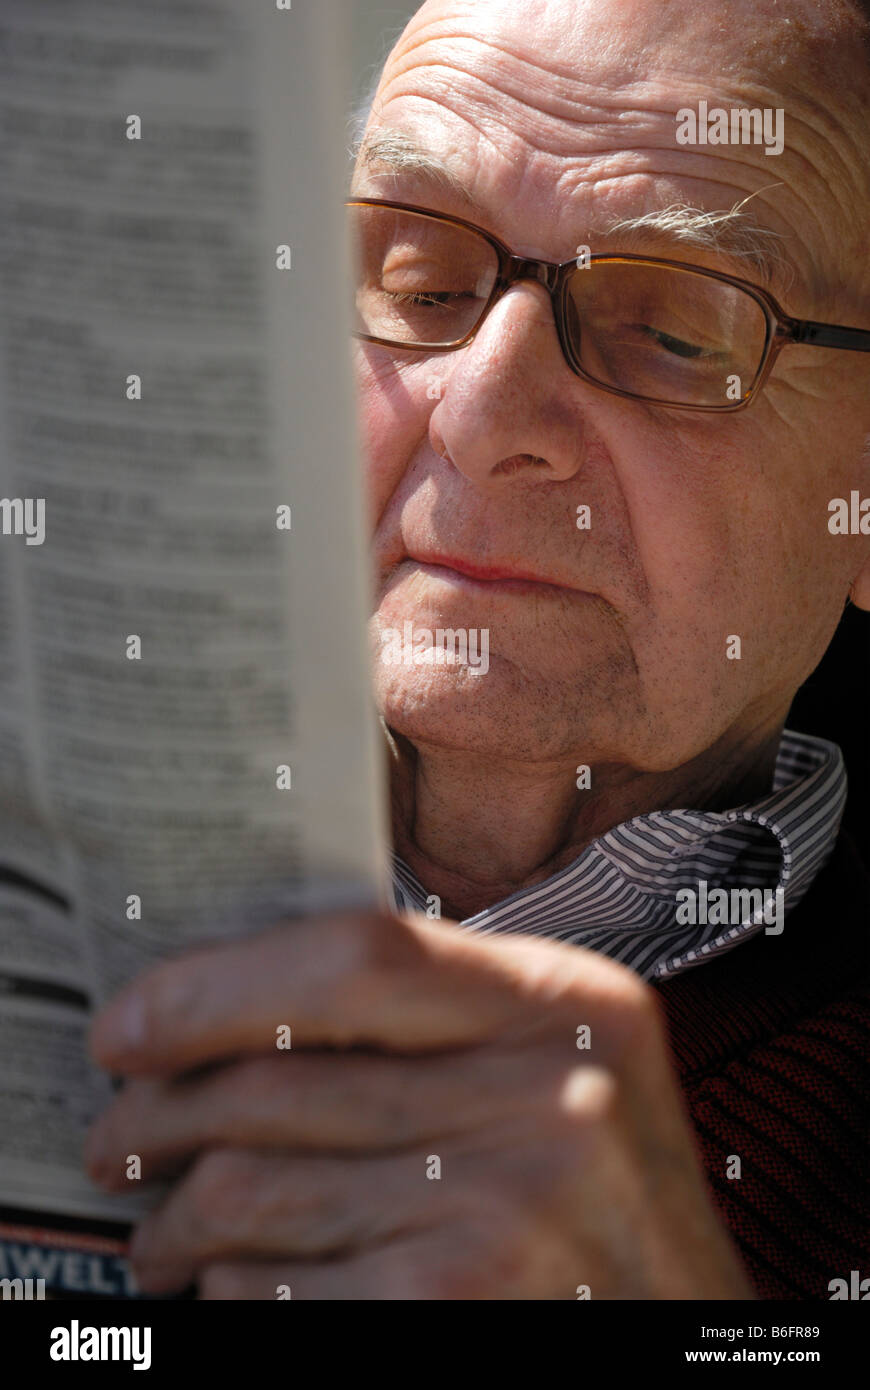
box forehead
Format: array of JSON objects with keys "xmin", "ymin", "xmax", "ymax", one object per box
[
  {"xmin": 377, "ymin": 0, "xmax": 844, "ymax": 116},
  {"xmin": 358, "ymin": 0, "xmax": 865, "ymax": 305}
]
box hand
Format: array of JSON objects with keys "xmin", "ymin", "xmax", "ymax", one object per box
[{"xmin": 85, "ymin": 909, "xmax": 755, "ymax": 1300}]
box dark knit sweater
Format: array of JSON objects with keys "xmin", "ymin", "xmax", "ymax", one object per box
[{"xmin": 654, "ymin": 827, "xmax": 870, "ymax": 1300}]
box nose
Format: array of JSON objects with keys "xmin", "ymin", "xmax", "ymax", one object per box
[{"xmin": 428, "ymin": 279, "xmax": 588, "ymax": 488}]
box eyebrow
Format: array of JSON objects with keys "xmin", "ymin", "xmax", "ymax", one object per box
[
  {"xmin": 597, "ymin": 202, "xmax": 797, "ymax": 294},
  {"xmin": 354, "ymin": 129, "xmax": 486, "ymax": 211},
  {"xmin": 352, "ymin": 128, "xmax": 799, "ymax": 294}
]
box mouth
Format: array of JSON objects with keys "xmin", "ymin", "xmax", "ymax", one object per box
[{"xmin": 404, "ymin": 554, "xmax": 583, "ymax": 597}]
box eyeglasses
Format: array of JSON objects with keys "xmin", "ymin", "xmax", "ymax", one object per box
[{"xmin": 346, "ymin": 197, "xmax": 870, "ymax": 413}]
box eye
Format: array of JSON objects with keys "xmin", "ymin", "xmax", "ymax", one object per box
[
  {"xmin": 385, "ymin": 290, "xmax": 474, "ymax": 310},
  {"xmin": 637, "ymin": 325, "xmax": 710, "ymax": 359}
]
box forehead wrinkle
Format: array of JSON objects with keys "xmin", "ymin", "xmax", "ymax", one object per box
[
  {"xmin": 379, "ymin": 19, "xmax": 861, "ymax": 182},
  {"xmin": 367, "ymin": 6, "xmax": 870, "ymax": 294},
  {"xmin": 392, "ymin": 0, "xmax": 867, "ymax": 130},
  {"xmin": 375, "ymin": 24, "xmax": 839, "ymax": 184},
  {"xmin": 378, "ymin": 30, "xmax": 713, "ymax": 174},
  {"xmin": 365, "ymin": 83, "xmax": 834, "ymax": 277},
  {"xmin": 383, "ymin": 25, "xmax": 646, "ymax": 123}
]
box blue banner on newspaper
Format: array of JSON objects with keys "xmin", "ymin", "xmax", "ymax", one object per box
[{"xmin": 0, "ymin": 1221, "xmax": 137, "ymax": 1299}]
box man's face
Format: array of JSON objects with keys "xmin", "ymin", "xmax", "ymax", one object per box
[{"xmin": 352, "ymin": 0, "xmax": 870, "ymax": 772}]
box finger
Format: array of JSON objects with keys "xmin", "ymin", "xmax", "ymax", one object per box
[
  {"xmin": 195, "ymin": 1220, "xmax": 580, "ymax": 1300},
  {"xmin": 128, "ymin": 1146, "xmax": 462, "ymax": 1290},
  {"xmin": 88, "ymin": 910, "xmax": 637, "ymax": 1077},
  {"xmin": 194, "ymin": 1233, "xmax": 459, "ymax": 1301},
  {"xmin": 86, "ymin": 1043, "xmax": 571, "ymax": 1188}
]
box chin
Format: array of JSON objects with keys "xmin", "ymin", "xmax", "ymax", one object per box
[{"xmin": 375, "ymin": 664, "xmax": 615, "ymax": 763}]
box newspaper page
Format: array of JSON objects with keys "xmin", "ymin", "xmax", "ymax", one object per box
[{"xmin": 0, "ymin": 0, "xmax": 384, "ymax": 1270}]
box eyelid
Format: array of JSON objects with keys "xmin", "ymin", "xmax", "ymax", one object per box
[
  {"xmin": 380, "ymin": 260, "xmax": 494, "ymax": 297},
  {"xmin": 381, "ymin": 253, "xmax": 445, "ymax": 272}
]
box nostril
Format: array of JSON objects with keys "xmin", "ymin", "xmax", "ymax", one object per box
[{"xmin": 493, "ymin": 454, "xmax": 549, "ymax": 476}]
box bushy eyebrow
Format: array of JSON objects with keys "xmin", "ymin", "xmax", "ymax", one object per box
[
  {"xmin": 353, "ymin": 129, "xmax": 480, "ymax": 206},
  {"xmin": 597, "ymin": 200, "xmax": 797, "ymax": 293},
  {"xmin": 351, "ymin": 128, "xmax": 799, "ymax": 294}
]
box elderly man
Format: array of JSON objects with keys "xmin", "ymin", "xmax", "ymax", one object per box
[{"xmin": 85, "ymin": 0, "xmax": 870, "ymax": 1300}]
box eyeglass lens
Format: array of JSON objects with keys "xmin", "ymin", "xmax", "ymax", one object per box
[{"xmin": 349, "ymin": 204, "xmax": 770, "ymax": 407}]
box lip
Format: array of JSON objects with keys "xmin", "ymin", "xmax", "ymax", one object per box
[{"xmin": 406, "ymin": 554, "xmax": 580, "ymax": 596}]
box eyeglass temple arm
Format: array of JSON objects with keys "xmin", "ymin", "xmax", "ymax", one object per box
[{"xmin": 789, "ymin": 320, "xmax": 870, "ymax": 352}]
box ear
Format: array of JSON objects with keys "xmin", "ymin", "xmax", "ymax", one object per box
[{"xmin": 849, "ymin": 550, "xmax": 870, "ymax": 611}]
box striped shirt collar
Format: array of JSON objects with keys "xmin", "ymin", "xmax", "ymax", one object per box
[{"xmin": 388, "ymin": 729, "xmax": 846, "ymax": 982}]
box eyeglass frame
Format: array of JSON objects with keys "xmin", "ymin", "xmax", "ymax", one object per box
[{"xmin": 346, "ymin": 196, "xmax": 870, "ymax": 413}]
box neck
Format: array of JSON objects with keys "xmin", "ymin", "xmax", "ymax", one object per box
[{"xmin": 388, "ymin": 714, "xmax": 788, "ymax": 920}]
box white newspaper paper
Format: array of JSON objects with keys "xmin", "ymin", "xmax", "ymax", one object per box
[{"xmin": 0, "ymin": 0, "xmax": 385, "ymax": 1226}]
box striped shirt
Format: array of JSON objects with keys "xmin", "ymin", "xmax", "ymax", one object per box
[{"xmin": 388, "ymin": 729, "xmax": 846, "ymax": 981}]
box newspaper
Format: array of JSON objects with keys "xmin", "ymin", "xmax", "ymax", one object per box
[{"xmin": 0, "ymin": 0, "xmax": 385, "ymax": 1257}]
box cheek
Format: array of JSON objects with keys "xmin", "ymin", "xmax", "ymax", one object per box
[
  {"xmin": 613, "ymin": 413, "xmax": 783, "ymax": 614},
  {"xmin": 354, "ymin": 351, "xmax": 430, "ymax": 526},
  {"xmin": 622, "ymin": 432, "xmax": 848, "ymax": 704}
]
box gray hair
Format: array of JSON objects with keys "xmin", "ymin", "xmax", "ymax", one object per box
[{"xmin": 599, "ymin": 195, "xmax": 795, "ymax": 290}]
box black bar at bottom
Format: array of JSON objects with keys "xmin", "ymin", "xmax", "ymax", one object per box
[{"xmin": 0, "ymin": 1297, "xmax": 865, "ymax": 1376}]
